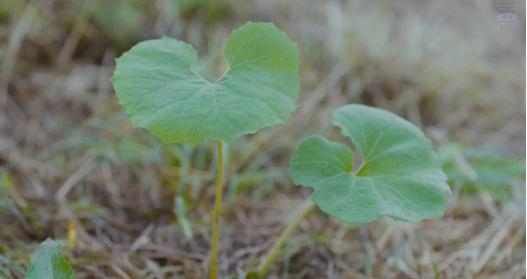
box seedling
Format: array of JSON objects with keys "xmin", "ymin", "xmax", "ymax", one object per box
[
  {"xmin": 26, "ymin": 239, "xmax": 76, "ymax": 279},
  {"xmin": 111, "ymin": 22, "xmax": 300, "ymax": 278},
  {"xmin": 254, "ymin": 104, "xmax": 450, "ymax": 278}
]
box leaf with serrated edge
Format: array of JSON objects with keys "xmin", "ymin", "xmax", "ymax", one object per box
[
  {"xmin": 112, "ymin": 22, "xmax": 300, "ymax": 144},
  {"xmin": 290, "ymin": 105, "xmax": 450, "ymax": 224},
  {"xmin": 26, "ymin": 239, "xmax": 76, "ymax": 279}
]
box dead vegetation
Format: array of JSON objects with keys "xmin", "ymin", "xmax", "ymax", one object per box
[{"xmin": 0, "ymin": 0, "xmax": 525, "ymax": 278}]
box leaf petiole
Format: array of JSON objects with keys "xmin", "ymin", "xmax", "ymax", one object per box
[
  {"xmin": 209, "ymin": 141, "xmax": 224, "ymax": 279},
  {"xmin": 254, "ymin": 198, "xmax": 316, "ymax": 279}
]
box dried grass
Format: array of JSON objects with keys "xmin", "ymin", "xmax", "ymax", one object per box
[{"xmin": 0, "ymin": 0, "xmax": 524, "ymax": 278}]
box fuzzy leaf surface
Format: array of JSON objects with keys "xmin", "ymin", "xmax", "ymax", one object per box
[
  {"xmin": 291, "ymin": 105, "xmax": 450, "ymax": 224},
  {"xmin": 112, "ymin": 22, "xmax": 300, "ymax": 144}
]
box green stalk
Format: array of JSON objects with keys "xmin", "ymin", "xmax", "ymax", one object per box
[
  {"xmin": 255, "ymin": 199, "xmax": 316, "ymax": 278},
  {"xmin": 210, "ymin": 141, "xmax": 224, "ymax": 279}
]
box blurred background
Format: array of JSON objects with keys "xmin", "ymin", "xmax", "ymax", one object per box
[{"xmin": 0, "ymin": 0, "xmax": 525, "ymax": 278}]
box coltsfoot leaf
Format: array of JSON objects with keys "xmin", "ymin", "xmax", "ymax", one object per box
[
  {"xmin": 26, "ymin": 239, "xmax": 75, "ymax": 279},
  {"xmin": 112, "ymin": 22, "xmax": 300, "ymax": 144},
  {"xmin": 290, "ymin": 105, "xmax": 450, "ymax": 224}
]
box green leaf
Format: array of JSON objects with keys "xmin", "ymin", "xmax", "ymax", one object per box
[
  {"xmin": 26, "ymin": 239, "xmax": 75, "ymax": 279},
  {"xmin": 175, "ymin": 196, "xmax": 193, "ymax": 240},
  {"xmin": 439, "ymin": 144, "xmax": 525, "ymax": 200},
  {"xmin": 112, "ymin": 22, "xmax": 300, "ymax": 144},
  {"xmin": 290, "ymin": 105, "xmax": 450, "ymax": 224}
]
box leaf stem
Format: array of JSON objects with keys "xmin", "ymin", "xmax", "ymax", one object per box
[
  {"xmin": 210, "ymin": 141, "xmax": 224, "ymax": 279},
  {"xmin": 255, "ymin": 198, "xmax": 316, "ymax": 278}
]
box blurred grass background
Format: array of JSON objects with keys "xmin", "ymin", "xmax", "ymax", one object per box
[{"xmin": 0, "ymin": 0, "xmax": 525, "ymax": 278}]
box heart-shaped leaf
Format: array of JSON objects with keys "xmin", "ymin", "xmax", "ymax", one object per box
[
  {"xmin": 112, "ymin": 22, "xmax": 300, "ymax": 144},
  {"xmin": 26, "ymin": 239, "xmax": 76, "ymax": 279},
  {"xmin": 290, "ymin": 105, "xmax": 450, "ymax": 224}
]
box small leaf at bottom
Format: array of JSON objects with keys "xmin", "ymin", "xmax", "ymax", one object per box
[{"xmin": 26, "ymin": 239, "xmax": 75, "ymax": 279}]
